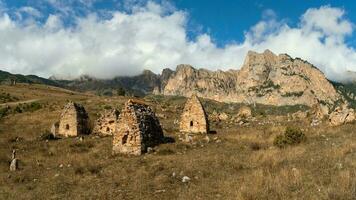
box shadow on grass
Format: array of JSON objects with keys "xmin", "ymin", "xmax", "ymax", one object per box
[
  {"xmin": 39, "ymin": 131, "xmax": 60, "ymax": 141},
  {"xmin": 162, "ymin": 136, "xmax": 175, "ymax": 144}
]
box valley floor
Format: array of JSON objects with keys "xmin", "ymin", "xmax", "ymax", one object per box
[{"xmin": 0, "ymin": 84, "xmax": 355, "ymax": 200}]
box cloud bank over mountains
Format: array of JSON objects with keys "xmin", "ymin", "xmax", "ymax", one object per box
[{"xmin": 0, "ymin": 1, "xmax": 355, "ymax": 81}]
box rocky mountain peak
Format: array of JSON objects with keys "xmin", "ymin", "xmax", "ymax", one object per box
[
  {"xmin": 142, "ymin": 69, "xmax": 156, "ymax": 76},
  {"xmin": 244, "ymin": 49, "xmax": 278, "ymax": 67},
  {"xmin": 161, "ymin": 68, "xmax": 174, "ymax": 76},
  {"xmin": 162, "ymin": 50, "xmax": 342, "ymax": 107},
  {"xmin": 175, "ymin": 64, "xmax": 196, "ymax": 76}
]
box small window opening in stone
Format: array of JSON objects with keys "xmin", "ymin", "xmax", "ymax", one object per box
[
  {"xmin": 122, "ymin": 135, "xmax": 128, "ymax": 145},
  {"xmin": 66, "ymin": 124, "xmax": 70, "ymax": 130},
  {"xmin": 190, "ymin": 121, "xmax": 193, "ymax": 127},
  {"xmin": 106, "ymin": 127, "xmax": 110, "ymax": 132}
]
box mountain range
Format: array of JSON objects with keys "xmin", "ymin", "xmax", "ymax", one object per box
[{"xmin": 2, "ymin": 50, "xmax": 356, "ymax": 108}]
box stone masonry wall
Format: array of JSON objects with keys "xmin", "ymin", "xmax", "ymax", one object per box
[
  {"xmin": 180, "ymin": 95, "xmax": 209, "ymax": 134},
  {"xmin": 58, "ymin": 102, "xmax": 89, "ymax": 137},
  {"xmin": 93, "ymin": 109, "xmax": 120, "ymax": 136},
  {"xmin": 112, "ymin": 99, "xmax": 164, "ymax": 155}
]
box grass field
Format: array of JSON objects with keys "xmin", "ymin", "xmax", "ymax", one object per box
[{"xmin": 0, "ymin": 84, "xmax": 355, "ymax": 200}]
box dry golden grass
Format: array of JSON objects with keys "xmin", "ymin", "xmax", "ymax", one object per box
[{"xmin": 0, "ymin": 84, "xmax": 355, "ymax": 199}]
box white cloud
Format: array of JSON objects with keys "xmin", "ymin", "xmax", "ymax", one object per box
[
  {"xmin": 301, "ymin": 6, "xmax": 352, "ymax": 38},
  {"xmin": 18, "ymin": 6, "xmax": 42, "ymax": 18},
  {"xmin": 0, "ymin": 2, "xmax": 355, "ymax": 82}
]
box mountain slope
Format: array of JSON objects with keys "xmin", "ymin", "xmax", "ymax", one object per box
[
  {"xmin": 0, "ymin": 70, "xmax": 61, "ymax": 87},
  {"xmin": 54, "ymin": 69, "xmax": 173, "ymax": 96}
]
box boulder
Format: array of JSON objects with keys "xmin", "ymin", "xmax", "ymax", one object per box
[
  {"xmin": 237, "ymin": 106, "xmax": 252, "ymax": 118},
  {"xmin": 218, "ymin": 112, "xmax": 229, "ymax": 121},
  {"xmin": 311, "ymin": 103, "xmax": 329, "ymax": 120},
  {"xmin": 291, "ymin": 111, "xmax": 308, "ymax": 120},
  {"xmin": 9, "ymin": 158, "xmax": 18, "ymax": 171},
  {"xmin": 329, "ymin": 106, "xmax": 355, "ymax": 126},
  {"xmin": 209, "ymin": 111, "xmax": 220, "ymax": 122}
]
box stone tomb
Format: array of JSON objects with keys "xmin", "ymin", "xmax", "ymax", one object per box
[
  {"xmin": 180, "ymin": 95, "xmax": 209, "ymax": 134},
  {"xmin": 112, "ymin": 99, "xmax": 164, "ymax": 155},
  {"xmin": 93, "ymin": 109, "xmax": 120, "ymax": 136},
  {"xmin": 57, "ymin": 102, "xmax": 90, "ymax": 137}
]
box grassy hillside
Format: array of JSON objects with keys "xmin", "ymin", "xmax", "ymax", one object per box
[
  {"xmin": 0, "ymin": 70, "xmax": 159, "ymax": 97},
  {"xmin": 0, "ymin": 70, "xmax": 61, "ymax": 87},
  {"xmin": 0, "ymin": 84, "xmax": 355, "ymax": 199}
]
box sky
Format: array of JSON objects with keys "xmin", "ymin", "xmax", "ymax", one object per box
[{"xmin": 0, "ymin": 0, "xmax": 356, "ymax": 81}]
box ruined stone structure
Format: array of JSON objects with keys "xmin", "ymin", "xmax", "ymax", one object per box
[
  {"xmin": 10, "ymin": 79, "xmax": 16, "ymax": 86},
  {"xmin": 180, "ymin": 95, "xmax": 209, "ymax": 134},
  {"xmin": 51, "ymin": 122, "xmax": 59, "ymax": 136},
  {"xmin": 93, "ymin": 109, "xmax": 120, "ymax": 136},
  {"xmin": 112, "ymin": 99, "xmax": 164, "ymax": 155},
  {"xmin": 57, "ymin": 102, "xmax": 90, "ymax": 137}
]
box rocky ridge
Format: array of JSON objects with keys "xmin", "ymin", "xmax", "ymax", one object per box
[{"xmin": 162, "ymin": 50, "xmax": 342, "ymax": 108}]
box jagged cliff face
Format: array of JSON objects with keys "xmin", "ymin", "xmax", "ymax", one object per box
[
  {"xmin": 163, "ymin": 50, "xmax": 341, "ymax": 107},
  {"xmin": 163, "ymin": 65, "xmax": 239, "ymax": 101}
]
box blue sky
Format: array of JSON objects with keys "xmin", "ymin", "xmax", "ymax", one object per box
[
  {"xmin": 176, "ymin": 0, "xmax": 356, "ymax": 46},
  {"xmin": 0, "ymin": 0, "xmax": 356, "ymax": 81},
  {"xmin": 3, "ymin": 0, "xmax": 356, "ymax": 46}
]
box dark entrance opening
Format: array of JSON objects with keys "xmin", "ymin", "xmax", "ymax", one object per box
[
  {"xmin": 122, "ymin": 134, "xmax": 128, "ymax": 145},
  {"xmin": 190, "ymin": 121, "xmax": 193, "ymax": 127}
]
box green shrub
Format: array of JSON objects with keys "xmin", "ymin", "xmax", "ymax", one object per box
[
  {"xmin": 273, "ymin": 135, "xmax": 288, "ymax": 148},
  {"xmin": 102, "ymin": 90, "xmax": 113, "ymax": 96},
  {"xmin": 14, "ymin": 106, "xmax": 22, "ymax": 113},
  {"xmin": 281, "ymin": 91, "xmax": 304, "ymax": 97},
  {"xmin": 284, "ymin": 127, "xmax": 306, "ymax": 144},
  {"xmin": 0, "ymin": 107, "xmax": 9, "ymax": 119},
  {"xmin": 274, "ymin": 127, "xmax": 306, "ymax": 148},
  {"xmin": 103, "ymin": 105, "xmax": 112, "ymax": 110},
  {"xmin": 117, "ymin": 87, "xmax": 126, "ymax": 96},
  {"xmin": 0, "ymin": 93, "xmax": 19, "ymax": 103},
  {"xmin": 22, "ymin": 102, "xmax": 42, "ymax": 112}
]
